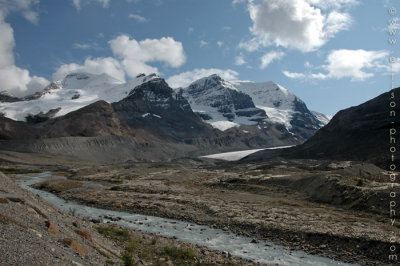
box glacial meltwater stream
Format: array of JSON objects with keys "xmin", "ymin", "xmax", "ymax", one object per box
[{"xmin": 15, "ymin": 172, "xmax": 357, "ymax": 266}]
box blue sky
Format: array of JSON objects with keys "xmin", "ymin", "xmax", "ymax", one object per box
[{"xmin": 0, "ymin": 0, "xmax": 399, "ymax": 116}]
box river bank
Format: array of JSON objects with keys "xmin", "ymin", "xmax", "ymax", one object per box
[
  {"xmin": 0, "ymin": 170, "xmax": 269, "ymax": 265},
  {"xmin": 12, "ymin": 171, "xmax": 350, "ymax": 265},
  {"xmin": 9, "ymin": 158, "xmax": 398, "ymax": 265}
]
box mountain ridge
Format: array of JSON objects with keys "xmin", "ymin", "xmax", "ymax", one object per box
[
  {"xmin": 0, "ymin": 72, "xmax": 330, "ymax": 133},
  {"xmin": 180, "ymin": 74, "xmax": 329, "ymax": 141},
  {"xmin": 242, "ymin": 87, "xmax": 400, "ymax": 168},
  {"xmin": 0, "ymin": 75, "xmax": 299, "ymax": 162}
]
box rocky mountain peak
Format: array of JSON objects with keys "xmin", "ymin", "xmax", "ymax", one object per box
[
  {"xmin": 188, "ymin": 74, "xmax": 238, "ymax": 94},
  {"xmin": 0, "ymin": 90, "xmax": 22, "ymax": 103},
  {"xmin": 181, "ymin": 75, "xmax": 267, "ymax": 130}
]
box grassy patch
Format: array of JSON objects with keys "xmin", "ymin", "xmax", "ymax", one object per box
[
  {"xmin": 121, "ymin": 251, "xmax": 136, "ymax": 266},
  {"xmin": 96, "ymin": 226, "xmax": 133, "ymax": 242},
  {"xmin": 105, "ymin": 259, "xmax": 115, "ymax": 265},
  {"xmin": 162, "ymin": 246, "xmax": 196, "ymax": 262},
  {"xmin": 97, "ymin": 226, "xmax": 141, "ymax": 266},
  {"xmin": 33, "ymin": 179, "xmax": 83, "ymax": 193},
  {"xmin": 124, "ymin": 174, "xmax": 139, "ymax": 181},
  {"xmin": 148, "ymin": 163, "xmax": 167, "ymax": 169},
  {"xmin": 96, "ymin": 225, "xmax": 204, "ymax": 265},
  {"xmin": 0, "ymin": 167, "xmax": 40, "ymax": 174},
  {"xmin": 54, "ymin": 171, "xmax": 74, "ymax": 178}
]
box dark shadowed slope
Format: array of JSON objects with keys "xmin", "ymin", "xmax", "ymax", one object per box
[{"xmin": 243, "ymin": 87, "xmax": 400, "ymax": 168}]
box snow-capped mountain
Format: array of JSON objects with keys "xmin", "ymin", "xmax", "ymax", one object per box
[
  {"xmin": 234, "ymin": 80, "xmax": 329, "ymax": 139},
  {"xmin": 311, "ymin": 111, "xmax": 332, "ymax": 127},
  {"xmin": 180, "ymin": 74, "xmax": 267, "ymax": 131},
  {"xmin": 0, "ymin": 72, "xmax": 329, "ymax": 143},
  {"xmin": 181, "ymin": 75, "xmax": 330, "ymax": 140},
  {"xmin": 0, "ymin": 90, "xmax": 22, "ymax": 102},
  {"xmin": 0, "ymin": 72, "xmax": 159, "ymax": 121},
  {"xmin": 246, "ymin": 87, "xmax": 400, "ymax": 169},
  {"xmin": 0, "ymin": 72, "xmax": 306, "ymax": 161},
  {"xmin": 233, "ymin": 81, "xmax": 297, "ymax": 130}
]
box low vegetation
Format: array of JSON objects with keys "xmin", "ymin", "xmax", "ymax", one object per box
[
  {"xmin": 0, "ymin": 167, "xmax": 40, "ymax": 174},
  {"xmin": 162, "ymin": 246, "xmax": 196, "ymax": 262},
  {"xmin": 34, "ymin": 179, "xmax": 83, "ymax": 193},
  {"xmin": 96, "ymin": 225, "xmax": 199, "ymax": 265},
  {"xmin": 96, "ymin": 226, "xmax": 133, "ymax": 242}
]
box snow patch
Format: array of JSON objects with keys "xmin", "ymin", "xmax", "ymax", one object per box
[
  {"xmin": 201, "ymin": 145, "xmax": 294, "ymax": 161},
  {"xmin": 0, "ymin": 72, "xmax": 159, "ymax": 121},
  {"xmin": 210, "ymin": 121, "xmax": 240, "ymax": 131},
  {"xmin": 142, "ymin": 113, "xmax": 162, "ymax": 119}
]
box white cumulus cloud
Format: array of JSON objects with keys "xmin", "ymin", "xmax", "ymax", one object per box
[
  {"xmin": 239, "ymin": 0, "xmax": 355, "ymax": 52},
  {"xmin": 0, "ymin": 0, "xmax": 41, "ymax": 24},
  {"xmin": 167, "ymin": 68, "xmax": 240, "ymax": 88},
  {"xmin": 315, "ymin": 49, "xmax": 388, "ymax": 81},
  {"xmin": 282, "ymin": 71, "xmax": 306, "ymax": 79},
  {"xmin": 0, "ymin": 1, "xmax": 50, "ymax": 97},
  {"xmin": 109, "ymin": 34, "xmax": 186, "ymax": 78},
  {"xmin": 53, "ymin": 57, "xmax": 125, "ymax": 82},
  {"xmin": 260, "ymin": 50, "xmax": 285, "ymax": 69},
  {"xmin": 306, "ymin": 0, "xmax": 358, "ymax": 10},
  {"xmin": 54, "ymin": 34, "xmax": 186, "ymax": 84},
  {"xmin": 283, "ymin": 49, "xmax": 389, "ymax": 81}
]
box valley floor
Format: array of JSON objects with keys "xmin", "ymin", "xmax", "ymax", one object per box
[{"xmin": 0, "ymin": 153, "xmax": 399, "ymax": 265}]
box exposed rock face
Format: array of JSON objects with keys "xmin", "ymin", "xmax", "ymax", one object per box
[
  {"xmin": 234, "ymin": 80, "xmax": 325, "ymax": 140},
  {"xmin": 113, "ymin": 77, "xmax": 214, "ymax": 141},
  {"xmin": 311, "ymin": 111, "xmax": 331, "ymax": 127},
  {"xmin": 26, "ymin": 108, "xmax": 61, "ymax": 124},
  {"xmin": 181, "ymin": 75, "xmax": 266, "ymax": 125},
  {"xmin": 0, "ymin": 116, "xmax": 38, "ymax": 140},
  {"xmin": 40, "ymin": 101, "xmax": 128, "ymax": 138},
  {"xmin": 0, "ymin": 91, "xmax": 22, "ymax": 102},
  {"xmin": 181, "ymin": 75, "xmax": 329, "ymax": 142},
  {"xmin": 23, "ymin": 81, "xmax": 62, "ymax": 101},
  {"xmin": 289, "ymin": 97, "xmax": 323, "ymax": 140},
  {"xmin": 244, "ymin": 87, "xmax": 400, "ymax": 168}
]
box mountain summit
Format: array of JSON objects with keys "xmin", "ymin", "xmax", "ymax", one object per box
[
  {"xmin": 180, "ymin": 74, "xmax": 329, "ymax": 141},
  {"xmin": 0, "ymin": 72, "xmax": 159, "ymax": 121},
  {"xmin": 180, "ymin": 74, "xmax": 267, "ymax": 131}
]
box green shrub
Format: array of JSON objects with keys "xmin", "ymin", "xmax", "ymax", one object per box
[
  {"xmin": 162, "ymin": 246, "xmax": 195, "ymax": 260},
  {"xmin": 121, "ymin": 252, "xmax": 135, "ymax": 266},
  {"xmin": 34, "ymin": 179, "xmax": 83, "ymax": 193},
  {"xmin": 96, "ymin": 226, "xmax": 132, "ymax": 242}
]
